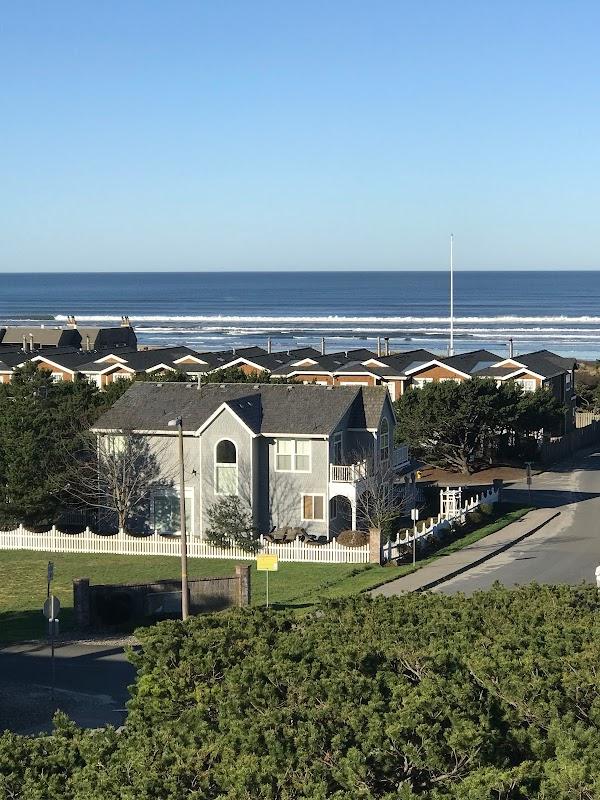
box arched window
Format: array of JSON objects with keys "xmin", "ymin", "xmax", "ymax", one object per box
[
  {"xmin": 380, "ymin": 417, "xmax": 390, "ymax": 463},
  {"xmin": 215, "ymin": 439, "xmax": 238, "ymax": 495}
]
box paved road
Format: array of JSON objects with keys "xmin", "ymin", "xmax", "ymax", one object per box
[
  {"xmin": 436, "ymin": 448, "xmax": 600, "ymax": 594},
  {"xmin": 0, "ymin": 640, "xmax": 136, "ymax": 733}
]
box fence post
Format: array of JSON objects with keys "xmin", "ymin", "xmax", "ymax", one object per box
[
  {"xmin": 73, "ymin": 578, "xmax": 91, "ymax": 630},
  {"xmin": 492, "ymin": 479, "xmax": 503, "ymax": 503},
  {"xmin": 235, "ymin": 564, "xmax": 251, "ymax": 606},
  {"xmin": 369, "ymin": 527, "xmax": 382, "ymax": 565}
]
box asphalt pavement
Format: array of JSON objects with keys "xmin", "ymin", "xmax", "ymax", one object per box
[
  {"xmin": 0, "ymin": 639, "xmax": 136, "ymax": 734},
  {"xmin": 436, "ymin": 447, "xmax": 600, "ymax": 593}
]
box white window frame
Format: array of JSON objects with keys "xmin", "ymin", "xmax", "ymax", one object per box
[
  {"xmin": 516, "ymin": 378, "xmax": 537, "ymax": 393},
  {"xmin": 301, "ymin": 493, "xmax": 326, "ymax": 521},
  {"xmin": 151, "ymin": 486, "xmax": 194, "ymax": 535},
  {"xmin": 275, "ymin": 438, "xmax": 312, "ymax": 473},
  {"xmin": 214, "ymin": 438, "xmax": 238, "ymax": 496},
  {"xmin": 51, "ymin": 373, "xmax": 64, "ymax": 383}
]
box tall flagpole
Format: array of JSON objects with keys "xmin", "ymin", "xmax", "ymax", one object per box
[{"xmin": 449, "ymin": 234, "xmax": 454, "ymax": 356}]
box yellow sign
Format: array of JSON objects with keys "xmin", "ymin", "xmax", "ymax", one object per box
[{"xmin": 256, "ymin": 554, "xmax": 279, "ymax": 572}]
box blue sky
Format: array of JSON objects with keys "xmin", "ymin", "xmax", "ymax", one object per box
[{"xmin": 1, "ymin": 1, "xmax": 599, "ymax": 272}]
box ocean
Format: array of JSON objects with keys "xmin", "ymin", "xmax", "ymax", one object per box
[{"xmin": 1, "ymin": 270, "xmax": 600, "ymax": 360}]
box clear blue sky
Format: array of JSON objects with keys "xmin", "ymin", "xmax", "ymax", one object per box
[{"xmin": 2, "ymin": 1, "xmax": 599, "ymax": 272}]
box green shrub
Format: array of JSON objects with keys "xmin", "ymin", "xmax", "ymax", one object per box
[{"xmin": 337, "ymin": 529, "xmax": 369, "ymax": 547}]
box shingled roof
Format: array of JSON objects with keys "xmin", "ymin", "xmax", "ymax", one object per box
[{"xmin": 92, "ymin": 382, "xmax": 389, "ymax": 436}]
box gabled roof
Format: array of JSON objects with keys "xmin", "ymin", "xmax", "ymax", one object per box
[
  {"xmin": 92, "ymin": 382, "xmax": 387, "ymax": 437},
  {"xmin": 443, "ymin": 349, "xmax": 501, "ymax": 375},
  {"xmin": 515, "ymin": 350, "xmax": 576, "ymax": 378}
]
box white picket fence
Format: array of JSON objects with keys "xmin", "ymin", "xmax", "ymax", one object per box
[
  {"xmin": 0, "ymin": 485, "xmax": 499, "ymax": 565},
  {"xmin": 384, "ymin": 486, "xmax": 500, "ymax": 562},
  {"xmin": 0, "ymin": 525, "xmax": 370, "ymax": 564}
]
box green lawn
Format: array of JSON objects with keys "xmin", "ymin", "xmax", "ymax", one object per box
[{"xmin": 0, "ymin": 505, "xmax": 531, "ymax": 642}]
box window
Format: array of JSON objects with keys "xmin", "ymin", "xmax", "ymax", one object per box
[
  {"xmin": 333, "ymin": 432, "xmax": 343, "ymax": 464},
  {"xmin": 380, "ymin": 418, "xmax": 390, "ymax": 463},
  {"xmin": 152, "ymin": 488, "xmax": 193, "ymax": 534},
  {"xmin": 275, "ymin": 439, "xmax": 311, "ymax": 472},
  {"xmin": 516, "ymin": 378, "xmax": 537, "ymax": 392},
  {"xmin": 413, "ymin": 377, "xmax": 433, "ymax": 389},
  {"xmin": 215, "ymin": 439, "xmax": 237, "ymax": 495},
  {"xmin": 439, "ymin": 377, "xmax": 461, "ymax": 383},
  {"xmin": 566, "ymin": 372, "xmax": 572, "ymax": 389},
  {"xmin": 51, "ymin": 373, "xmax": 64, "ymax": 382},
  {"xmin": 302, "ymin": 494, "xmax": 325, "ymax": 520}
]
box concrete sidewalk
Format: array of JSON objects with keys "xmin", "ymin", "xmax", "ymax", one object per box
[{"xmin": 371, "ymin": 509, "xmax": 560, "ymax": 596}]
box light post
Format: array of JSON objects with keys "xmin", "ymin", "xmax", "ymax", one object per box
[{"xmin": 168, "ymin": 415, "xmax": 189, "ymax": 621}]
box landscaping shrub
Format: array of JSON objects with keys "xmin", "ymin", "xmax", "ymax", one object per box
[
  {"xmin": 337, "ymin": 529, "xmax": 369, "ymax": 547},
  {"xmin": 479, "ymin": 502, "xmax": 495, "ymax": 517},
  {"xmin": 3, "ymin": 586, "xmax": 600, "ymax": 798}
]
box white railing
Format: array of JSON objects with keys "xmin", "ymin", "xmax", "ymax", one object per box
[
  {"xmin": 329, "ymin": 461, "xmax": 368, "ymax": 483},
  {"xmin": 384, "ymin": 486, "xmax": 500, "ymax": 562},
  {"xmin": 0, "ymin": 525, "xmax": 369, "ymax": 564},
  {"xmin": 393, "ymin": 444, "xmax": 409, "ymax": 467}
]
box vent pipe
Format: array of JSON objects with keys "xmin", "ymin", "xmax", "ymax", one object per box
[
  {"xmin": 377, "ymin": 337, "xmax": 382, "ymax": 357},
  {"xmin": 321, "ymin": 337, "xmax": 326, "ymax": 355},
  {"xmin": 28, "ymin": 333, "xmax": 34, "ymax": 352},
  {"xmin": 384, "ymin": 337, "xmax": 390, "ymax": 356},
  {"xmin": 508, "ymin": 338, "xmax": 514, "ymax": 359},
  {"xmin": 22, "ymin": 334, "xmax": 27, "ymax": 351},
  {"xmin": 86, "ymin": 335, "xmax": 91, "ymax": 352},
  {"xmin": 267, "ymin": 337, "xmax": 272, "ymax": 354}
]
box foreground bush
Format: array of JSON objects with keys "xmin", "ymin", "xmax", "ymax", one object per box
[{"xmin": 2, "ymin": 585, "xmax": 600, "ymax": 798}]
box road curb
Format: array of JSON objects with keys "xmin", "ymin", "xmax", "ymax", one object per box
[{"xmin": 413, "ymin": 511, "xmax": 561, "ymax": 592}]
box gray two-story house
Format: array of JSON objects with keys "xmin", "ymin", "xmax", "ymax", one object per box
[{"xmin": 92, "ymin": 382, "xmax": 411, "ymax": 539}]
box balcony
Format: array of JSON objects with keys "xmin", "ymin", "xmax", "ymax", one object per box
[
  {"xmin": 329, "ymin": 444, "xmax": 410, "ymax": 484},
  {"xmin": 329, "ymin": 460, "xmax": 369, "ymax": 483},
  {"xmin": 393, "ymin": 444, "xmax": 410, "ymax": 468}
]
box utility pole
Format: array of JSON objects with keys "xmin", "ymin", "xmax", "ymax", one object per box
[
  {"xmin": 449, "ymin": 233, "xmax": 455, "ymax": 356},
  {"xmin": 168, "ymin": 416, "xmax": 189, "ymax": 620}
]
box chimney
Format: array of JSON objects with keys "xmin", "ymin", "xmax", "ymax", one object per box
[
  {"xmin": 121, "ymin": 315, "xmax": 131, "ymax": 327},
  {"xmin": 86, "ymin": 335, "xmax": 91, "ymax": 352},
  {"xmin": 22, "ymin": 334, "xmax": 27, "ymax": 351},
  {"xmin": 321, "ymin": 337, "xmax": 326, "ymax": 355},
  {"xmin": 508, "ymin": 338, "xmax": 514, "ymax": 359},
  {"xmin": 384, "ymin": 337, "xmax": 390, "ymax": 356},
  {"xmin": 377, "ymin": 336, "xmax": 381, "ymax": 357},
  {"xmin": 267, "ymin": 337, "xmax": 272, "ymax": 354},
  {"xmin": 68, "ymin": 315, "xmax": 77, "ymax": 328},
  {"xmin": 28, "ymin": 333, "xmax": 34, "ymax": 352}
]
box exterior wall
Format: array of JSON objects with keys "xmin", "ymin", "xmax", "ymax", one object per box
[
  {"xmin": 291, "ymin": 373, "xmax": 333, "ymax": 385},
  {"xmin": 199, "ymin": 408, "xmax": 254, "ymax": 534},
  {"xmin": 146, "ymin": 432, "xmax": 201, "ymax": 535},
  {"xmin": 265, "ymin": 436, "xmax": 330, "ymax": 536},
  {"xmin": 333, "ymin": 374, "xmax": 376, "ymax": 386},
  {"xmin": 100, "ymin": 371, "xmax": 134, "ymax": 387},
  {"xmin": 409, "ymin": 365, "xmax": 466, "ymax": 382},
  {"xmin": 34, "ymin": 362, "xmax": 74, "ymax": 381}
]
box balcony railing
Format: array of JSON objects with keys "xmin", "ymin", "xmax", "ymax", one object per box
[
  {"xmin": 329, "ymin": 461, "xmax": 369, "ymax": 483},
  {"xmin": 330, "ymin": 444, "xmax": 410, "ymax": 484},
  {"xmin": 393, "ymin": 444, "xmax": 410, "ymax": 467}
]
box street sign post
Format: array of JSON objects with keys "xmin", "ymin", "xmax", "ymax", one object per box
[
  {"xmin": 256, "ymin": 554, "xmax": 278, "ymax": 608},
  {"xmin": 47, "ymin": 561, "xmax": 54, "ymax": 599},
  {"xmin": 410, "ymin": 508, "xmax": 420, "ymax": 566},
  {"xmin": 43, "ymin": 594, "xmax": 60, "ymax": 703}
]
